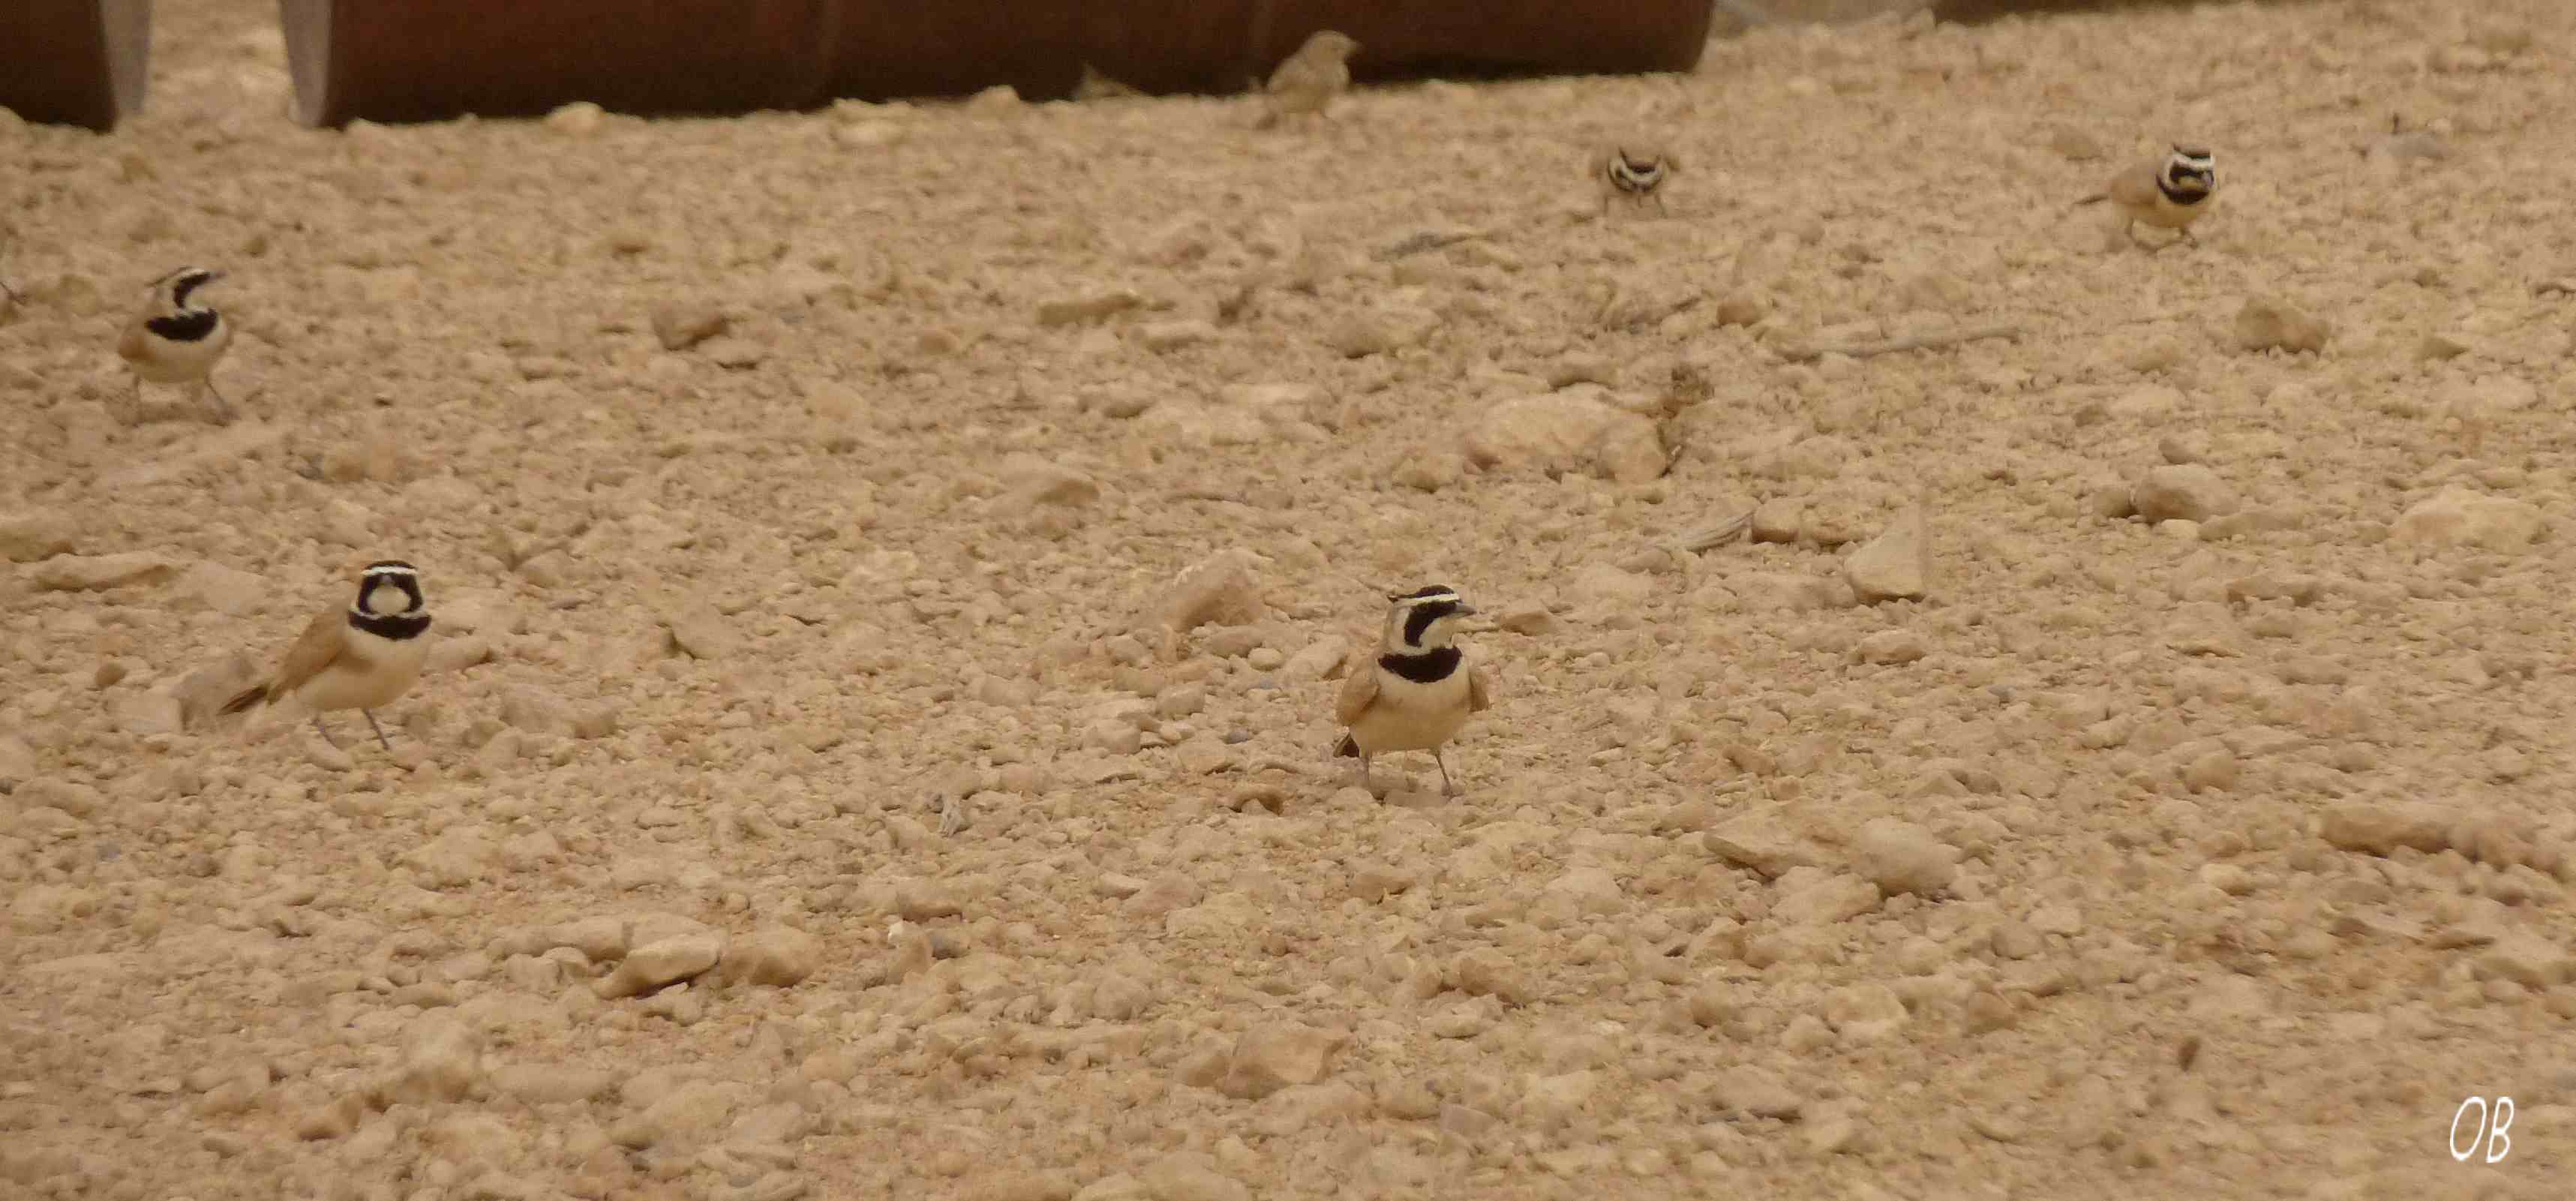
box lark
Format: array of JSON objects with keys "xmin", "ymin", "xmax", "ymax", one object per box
[
  {"xmin": 1333, "ymin": 585, "xmax": 1494, "ymax": 795},
  {"xmin": 1595, "ymin": 140, "xmax": 1680, "ymax": 216},
  {"xmin": 1258, "ymin": 31, "xmax": 1359, "ymax": 129},
  {"xmin": 116, "ymin": 266, "xmax": 235, "ymax": 420},
  {"xmin": 221, "ymin": 560, "xmax": 434, "ymax": 751},
  {"xmin": 2076, "ymin": 145, "xmax": 2218, "ymax": 245}
]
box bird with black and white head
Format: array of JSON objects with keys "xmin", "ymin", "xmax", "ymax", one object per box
[
  {"xmin": 116, "ymin": 266, "xmax": 236, "ymax": 420},
  {"xmin": 1332, "ymin": 584, "xmax": 1496, "ymax": 796},
  {"xmin": 2076, "ymin": 145, "xmax": 2219, "ymax": 246},
  {"xmin": 221, "ymin": 560, "xmax": 435, "ymax": 752}
]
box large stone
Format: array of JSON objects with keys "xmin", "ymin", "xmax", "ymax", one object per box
[
  {"xmin": 1463, "ymin": 392, "xmax": 1665, "ymax": 485},
  {"xmin": 1848, "ymin": 818, "xmax": 1958, "ymax": 896},
  {"xmin": 1163, "ymin": 549, "xmax": 1265, "ymax": 633},
  {"xmin": 1214, "ymin": 1023, "xmax": 1347, "ymax": 1100},
  {"xmin": 1845, "ymin": 509, "xmax": 1928, "ymax": 603},
  {"xmin": 2391, "ymin": 488, "xmax": 2542, "ymax": 552},
  {"xmin": 596, "ymin": 932, "xmax": 726, "ymax": 998},
  {"xmin": 2132, "ymin": 464, "xmax": 2239, "ymax": 524}
]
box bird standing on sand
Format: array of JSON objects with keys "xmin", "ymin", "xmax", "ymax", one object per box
[
  {"xmin": 2075, "ymin": 146, "xmax": 2218, "ymax": 246},
  {"xmin": 1259, "ymin": 31, "xmax": 1359, "ymax": 129},
  {"xmin": 1333, "ymin": 585, "xmax": 1495, "ymax": 796},
  {"xmin": 221, "ymin": 560, "xmax": 434, "ymax": 752},
  {"xmin": 116, "ymin": 266, "xmax": 236, "ymax": 420}
]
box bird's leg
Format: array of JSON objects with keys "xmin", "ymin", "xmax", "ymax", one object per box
[
  {"xmin": 1351, "ymin": 752, "xmax": 1373, "ymax": 791},
  {"xmin": 200, "ymin": 377, "xmax": 235, "ymax": 423},
  {"xmin": 1653, "ymin": 194, "xmax": 1670, "ymax": 218},
  {"xmin": 312, "ymin": 716, "xmax": 343, "ymax": 749},
  {"xmin": 1435, "ymin": 749, "xmax": 1461, "ymax": 797},
  {"xmin": 362, "ymin": 710, "xmax": 394, "ymax": 751}
]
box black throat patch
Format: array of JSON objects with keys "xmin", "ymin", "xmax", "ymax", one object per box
[
  {"xmin": 145, "ymin": 310, "xmax": 221, "ymax": 343},
  {"xmin": 2156, "ymin": 179, "xmax": 2211, "ymax": 207},
  {"xmin": 1380, "ymin": 647, "xmax": 1461, "ymax": 683},
  {"xmin": 349, "ymin": 611, "xmax": 432, "ymax": 641}
]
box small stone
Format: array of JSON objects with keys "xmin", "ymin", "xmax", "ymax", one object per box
[
  {"xmin": 1851, "ymin": 629, "xmax": 1925, "ymax": 665},
  {"xmin": 1002, "ymin": 454, "xmax": 1101, "ymax": 507},
  {"xmin": 2391, "ymin": 488, "xmax": 2542, "ymax": 552},
  {"xmin": 665, "ymin": 606, "xmax": 737, "ymax": 659},
  {"xmin": 1707, "ymin": 1067, "xmax": 1801, "ymax": 1119},
  {"xmin": 1214, "ymin": 1023, "xmax": 1347, "ymax": 1100},
  {"xmin": 1037, "ymin": 288, "xmax": 1145, "ymax": 327},
  {"xmin": 1773, "ymin": 873, "xmax": 1880, "ymax": 926},
  {"xmin": 1139, "ymin": 1153, "xmax": 1249, "ymax": 1201},
  {"xmin": 1704, "ymin": 817, "xmax": 1817, "ymax": 878},
  {"xmin": 1163, "ymin": 549, "xmax": 1264, "ymax": 633},
  {"xmin": 2320, "ymin": 803, "xmax": 2449, "ymax": 855},
  {"xmin": 387, "ymin": 1015, "xmax": 483, "ymax": 1104},
  {"xmin": 1464, "ymin": 392, "xmax": 1664, "ymax": 485},
  {"xmin": 1136, "ymin": 320, "xmax": 1217, "ymax": 353},
  {"xmin": 173, "ymin": 560, "xmax": 266, "ymax": 615},
  {"xmin": 651, "ymin": 302, "xmax": 729, "ymax": 351},
  {"xmin": 596, "ymin": 932, "xmax": 725, "ymax": 998},
  {"xmin": 719, "ymin": 926, "xmax": 822, "ymax": 988},
  {"xmin": 1321, "ymin": 305, "xmax": 1439, "ymax": 357},
  {"xmin": 1844, "ymin": 509, "xmax": 1928, "ymax": 603},
  {"xmin": 32, "ymin": 551, "xmax": 178, "ymax": 591},
  {"xmin": 2232, "ymin": 297, "xmax": 2330, "ymax": 354},
  {"xmin": 2131, "ymin": 464, "xmax": 2238, "ymax": 524},
  {"xmin": 1848, "ymin": 818, "xmax": 1958, "ymax": 896},
  {"xmin": 1749, "ymin": 500, "xmax": 1800, "ymax": 543},
  {"xmin": 0, "ymin": 510, "xmax": 75, "ymax": 561},
  {"xmin": 545, "ymin": 101, "xmax": 605, "ymax": 137},
  {"xmin": 1392, "ymin": 449, "xmax": 1463, "ymax": 493}
]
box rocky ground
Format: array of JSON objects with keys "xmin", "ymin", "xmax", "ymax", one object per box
[{"xmin": 5, "ymin": 0, "xmax": 2576, "ymax": 1198}]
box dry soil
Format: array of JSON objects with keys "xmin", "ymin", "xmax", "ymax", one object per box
[{"xmin": 4, "ymin": 1, "xmax": 2574, "ymax": 1199}]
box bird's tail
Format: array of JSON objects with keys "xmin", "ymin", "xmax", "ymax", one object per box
[
  {"xmin": 218, "ymin": 684, "xmax": 270, "ymax": 716},
  {"xmin": 1332, "ymin": 733, "xmax": 1357, "ymax": 758}
]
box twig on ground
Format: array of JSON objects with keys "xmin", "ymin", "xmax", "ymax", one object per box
[{"xmin": 1775, "ymin": 322, "xmax": 2023, "ymax": 363}]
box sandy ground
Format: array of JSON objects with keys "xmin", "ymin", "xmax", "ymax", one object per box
[{"xmin": 5, "ymin": 0, "xmax": 2576, "ymax": 1197}]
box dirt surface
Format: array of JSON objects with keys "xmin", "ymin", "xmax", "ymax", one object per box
[{"xmin": 5, "ymin": 1, "xmax": 2576, "ymax": 1198}]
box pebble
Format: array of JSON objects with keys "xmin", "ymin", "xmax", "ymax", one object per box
[
  {"xmin": 651, "ymin": 302, "xmax": 729, "ymax": 351},
  {"xmin": 32, "ymin": 551, "xmax": 178, "ymax": 591},
  {"xmin": 1849, "ymin": 818, "xmax": 1958, "ymax": 895},
  {"xmin": 1851, "ymin": 629, "xmax": 1925, "ymax": 665},
  {"xmin": 2232, "ymin": 296, "xmax": 2330, "ymax": 353},
  {"xmin": 1214, "ymin": 1023, "xmax": 1347, "ymax": 1101},
  {"xmin": 2130, "ymin": 464, "xmax": 2238, "ymax": 523},
  {"xmin": 1463, "ymin": 392, "xmax": 1665, "ymax": 485},
  {"xmin": 1844, "ymin": 509, "xmax": 1927, "ymax": 603},
  {"xmin": 596, "ymin": 932, "xmax": 726, "ymax": 998},
  {"xmin": 666, "ymin": 605, "xmax": 739, "ymax": 659},
  {"xmin": 719, "ymin": 926, "xmax": 823, "ymax": 988},
  {"xmin": 1162, "ymin": 549, "xmax": 1265, "ymax": 633},
  {"xmin": 0, "ymin": 509, "xmax": 75, "ymax": 561},
  {"xmin": 2391, "ymin": 488, "xmax": 2541, "ymax": 551}
]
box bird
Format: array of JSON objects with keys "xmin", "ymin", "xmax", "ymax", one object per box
[
  {"xmin": 1594, "ymin": 140, "xmax": 1680, "ymax": 216},
  {"xmin": 1332, "ymin": 585, "xmax": 1494, "ymax": 795},
  {"xmin": 219, "ymin": 560, "xmax": 434, "ymax": 752},
  {"xmin": 1258, "ymin": 30, "xmax": 1359, "ymax": 129},
  {"xmin": 2074, "ymin": 145, "xmax": 2218, "ymax": 245},
  {"xmin": 116, "ymin": 266, "xmax": 235, "ymax": 421}
]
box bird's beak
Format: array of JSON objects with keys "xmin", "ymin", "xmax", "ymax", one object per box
[
  {"xmin": 206, "ymin": 271, "xmax": 227, "ymax": 282},
  {"xmin": 1453, "ymin": 603, "xmax": 1478, "ymax": 617}
]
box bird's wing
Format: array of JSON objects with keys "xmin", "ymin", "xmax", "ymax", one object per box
[
  {"xmin": 114, "ymin": 320, "xmax": 148, "ymax": 364},
  {"xmin": 263, "ymin": 609, "xmax": 350, "ymax": 703},
  {"xmin": 1335, "ymin": 652, "xmax": 1380, "ymax": 726},
  {"xmin": 2103, "ymin": 161, "xmax": 2164, "ymax": 209},
  {"xmin": 1468, "ymin": 662, "xmax": 1496, "ymax": 713}
]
